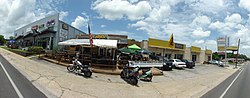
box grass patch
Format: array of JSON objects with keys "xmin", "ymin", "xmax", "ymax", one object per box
[{"xmin": 1, "ymin": 46, "xmax": 36, "ymax": 57}]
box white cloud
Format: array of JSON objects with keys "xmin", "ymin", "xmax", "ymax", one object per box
[
  {"xmin": 209, "ymin": 13, "xmax": 243, "ymax": 35},
  {"xmin": 191, "ymin": 15, "xmax": 211, "ymax": 27},
  {"xmin": 209, "ymin": 21, "xmax": 225, "ymax": 29},
  {"xmin": 101, "ymin": 25, "xmax": 106, "ymax": 28},
  {"xmin": 92, "ymin": 0, "xmax": 151, "ymax": 20},
  {"xmin": 59, "ymin": 11, "xmax": 68, "ymax": 21},
  {"xmin": 239, "ymin": 0, "xmax": 250, "ymax": 12},
  {"xmin": 225, "ymin": 13, "xmax": 242, "ymax": 24},
  {"xmin": 191, "ymin": 28, "xmax": 211, "ymax": 38},
  {"xmin": 190, "ymin": 0, "xmax": 228, "ymax": 13},
  {"xmin": 145, "ymin": 4, "xmax": 171, "ymax": 22},
  {"xmin": 71, "ymin": 16, "xmax": 88, "ymax": 29}
]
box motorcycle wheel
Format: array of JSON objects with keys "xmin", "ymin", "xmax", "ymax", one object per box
[
  {"xmin": 130, "ymin": 77, "xmax": 138, "ymax": 85},
  {"xmin": 67, "ymin": 65, "xmax": 75, "ymax": 72},
  {"xmin": 149, "ymin": 75, "xmax": 153, "ymax": 81},
  {"xmin": 120, "ymin": 70, "xmax": 125, "ymax": 78},
  {"xmin": 84, "ymin": 69, "xmax": 92, "ymax": 77}
]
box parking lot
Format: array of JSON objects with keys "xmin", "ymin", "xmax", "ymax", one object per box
[{"xmin": 1, "ymin": 47, "xmax": 238, "ymax": 98}]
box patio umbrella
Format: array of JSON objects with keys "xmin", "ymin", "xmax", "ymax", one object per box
[
  {"xmin": 118, "ymin": 47, "xmax": 136, "ymax": 54},
  {"xmin": 128, "ymin": 44, "xmax": 141, "ymax": 50}
]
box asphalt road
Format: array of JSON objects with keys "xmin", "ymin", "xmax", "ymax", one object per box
[
  {"xmin": 0, "ymin": 54, "xmax": 46, "ymax": 98},
  {"xmin": 202, "ymin": 62, "xmax": 249, "ymax": 98}
]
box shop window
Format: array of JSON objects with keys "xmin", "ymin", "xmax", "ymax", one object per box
[
  {"xmin": 99, "ymin": 48, "xmax": 104, "ymax": 56},
  {"xmin": 156, "ymin": 53, "xmax": 162, "ymax": 56},
  {"xmin": 174, "ymin": 54, "xmax": 183, "ymax": 60},
  {"xmin": 165, "ymin": 54, "xmax": 171, "ymax": 59},
  {"xmin": 107, "ymin": 49, "xmax": 112, "ymax": 57}
]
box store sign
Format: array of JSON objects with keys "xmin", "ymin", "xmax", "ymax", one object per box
[
  {"xmin": 148, "ymin": 38, "xmax": 168, "ymax": 48},
  {"xmin": 227, "ymin": 46, "xmax": 238, "ymax": 51},
  {"xmin": 31, "ymin": 25, "xmax": 38, "ymax": 30},
  {"xmin": 46, "ymin": 19, "xmax": 55, "ymax": 27},
  {"xmin": 217, "ymin": 37, "xmax": 229, "ymax": 51},
  {"xmin": 62, "ymin": 23, "xmax": 68, "ymax": 30},
  {"xmin": 205, "ymin": 50, "xmax": 212, "ymax": 54},
  {"xmin": 191, "ymin": 46, "xmax": 201, "ymax": 53},
  {"xmin": 93, "ymin": 34, "xmax": 107, "ymax": 39},
  {"xmin": 59, "ymin": 29, "xmax": 68, "ymax": 42},
  {"xmin": 175, "ymin": 43, "xmax": 184, "ymax": 49}
]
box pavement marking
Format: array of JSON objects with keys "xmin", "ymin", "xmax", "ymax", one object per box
[
  {"xmin": 0, "ymin": 61, "xmax": 24, "ymax": 98},
  {"xmin": 219, "ymin": 68, "xmax": 244, "ymax": 98}
]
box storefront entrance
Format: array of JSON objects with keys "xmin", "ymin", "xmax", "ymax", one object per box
[
  {"xmin": 192, "ymin": 55, "xmax": 197, "ymax": 62},
  {"xmin": 208, "ymin": 56, "xmax": 211, "ymax": 61}
]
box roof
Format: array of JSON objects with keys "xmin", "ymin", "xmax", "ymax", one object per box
[{"xmin": 58, "ymin": 39, "xmax": 118, "ymax": 48}]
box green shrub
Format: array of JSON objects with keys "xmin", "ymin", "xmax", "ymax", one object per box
[{"xmin": 28, "ymin": 46, "xmax": 44, "ymax": 53}]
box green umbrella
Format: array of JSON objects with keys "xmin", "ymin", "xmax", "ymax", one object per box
[
  {"xmin": 118, "ymin": 47, "xmax": 136, "ymax": 54},
  {"xmin": 128, "ymin": 44, "xmax": 141, "ymax": 50}
]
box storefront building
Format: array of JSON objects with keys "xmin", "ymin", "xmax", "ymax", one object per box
[
  {"xmin": 142, "ymin": 38, "xmax": 186, "ymax": 59},
  {"xmin": 14, "ymin": 14, "xmax": 85, "ymax": 50},
  {"xmin": 184, "ymin": 46, "xmax": 201, "ymax": 63},
  {"xmin": 199, "ymin": 49, "xmax": 212, "ymax": 63}
]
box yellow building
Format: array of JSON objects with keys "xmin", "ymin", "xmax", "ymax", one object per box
[{"xmin": 141, "ymin": 38, "xmax": 186, "ymax": 59}]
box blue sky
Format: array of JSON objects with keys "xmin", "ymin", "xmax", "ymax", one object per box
[{"xmin": 1, "ymin": 0, "xmax": 250, "ymax": 56}]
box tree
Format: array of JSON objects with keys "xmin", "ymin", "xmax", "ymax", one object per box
[
  {"xmin": 9, "ymin": 36, "xmax": 14, "ymax": 40},
  {"xmin": 0, "ymin": 35, "xmax": 6, "ymax": 45}
]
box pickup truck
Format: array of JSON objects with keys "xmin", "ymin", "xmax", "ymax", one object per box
[
  {"xmin": 158, "ymin": 57, "xmax": 173, "ymax": 71},
  {"xmin": 128, "ymin": 61, "xmax": 163, "ymax": 68}
]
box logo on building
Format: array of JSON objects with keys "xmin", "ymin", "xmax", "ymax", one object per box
[
  {"xmin": 93, "ymin": 35, "xmax": 107, "ymax": 39},
  {"xmin": 46, "ymin": 20, "xmax": 55, "ymax": 27},
  {"xmin": 62, "ymin": 23, "xmax": 68, "ymax": 30}
]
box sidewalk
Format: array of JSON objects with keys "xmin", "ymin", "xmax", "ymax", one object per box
[{"xmin": 0, "ymin": 48, "xmax": 238, "ymax": 98}]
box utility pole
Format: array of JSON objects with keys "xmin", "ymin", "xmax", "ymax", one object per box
[
  {"xmin": 235, "ymin": 39, "xmax": 240, "ymax": 68},
  {"xmin": 224, "ymin": 36, "xmax": 227, "ymax": 66}
]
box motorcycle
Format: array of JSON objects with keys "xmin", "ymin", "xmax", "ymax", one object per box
[
  {"xmin": 120, "ymin": 65, "xmax": 139, "ymax": 85},
  {"xmin": 67, "ymin": 57, "xmax": 92, "ymax": 77},
  {"xmin": 139, "ymin": 68, "xmax": 153, "ymax": 81},
  {"xmin": 120, "ymin": 64, "xmax": 153, "ymax": 85}
]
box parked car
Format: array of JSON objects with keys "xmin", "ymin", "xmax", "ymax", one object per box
[
  {"xmin": 208, "ymin": 60, "xmax": 218, "ymax": 65},
  {"xmin": 181, "ymin": 59, "xmax": 195, "ymax": 68},
  {"xmin": 158, "ymin": 57, "xmax": 173, "ymax": 71},
  {"xmin": 171, "ymin": 59, "xmax": 186, "ymax": 68},
  {"xmin": 217, "ymin": 61, "xmax": 224, "ymax": 67},
  {"xmin": 209, "ymin": 60, "xmax": 224, "ymax": 67}
]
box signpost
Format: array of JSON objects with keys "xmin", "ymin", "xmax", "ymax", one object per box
[{"xmin": 235, "ymin": 39, "xmax": 240, "ymax": 68}]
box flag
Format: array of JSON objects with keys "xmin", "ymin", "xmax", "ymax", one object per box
[
  {"xmin": 168, "ymin": 33, "xmax": 174, "ymax": 48},
  {"xmin": 88, "ymin": 23, "xmax": 93, "ymax": 47}
]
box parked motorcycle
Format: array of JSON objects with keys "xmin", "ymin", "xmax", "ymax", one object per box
[
  {"xmin": 139, "ymin": 68, "xmax": 153, "ymax": 81},
  {"xmin": 67, "ymin": 57, "xmax": 92, "ymax": 77},
  {"xmin": 120, "ymin": 65, "xmax": 153, "ymax": 85},
  {"xmin": 120, "ymin": 65, "xmax": 139, "ymax": 85}
]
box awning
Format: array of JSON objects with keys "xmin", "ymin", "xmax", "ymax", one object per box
[
  {"xmin": 58, "ymin": 39, "xmax": 117, "ymax": 48},
  {"xmin": 128, "ymin": 44, "xmax": 141, "ymax": 50}
]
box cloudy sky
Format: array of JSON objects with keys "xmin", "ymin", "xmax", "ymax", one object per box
[{"xmin": 1, "ymin": 0, "xmax": 250, "ymax": 56}]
